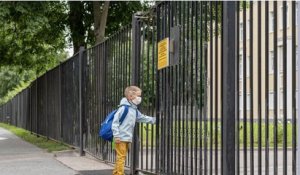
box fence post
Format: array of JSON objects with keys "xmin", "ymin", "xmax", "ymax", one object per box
[
  {"xmin": 297, "ymin": 2, "xmax": 300, "ymax": 174},
  {"xmin": 30, "ymin": 86, "xmax": 32, "ymax": 134},
  {"xmin": 131, "ymin": 13, "xmax": 141, "ymax": 175},
  {"xmin": 36, "ymin": 77, "xmax": 39, "ymax": 137},
  {"xmin": 79, "ymin": 46, "xmax": 85, "ymax": 156},
  {"xmin": 46, "ymin": 73, "xmax": 48, "ymax": 140},
  {"xmin": 222, "ymin": 2, "xmax": 237, "ymax": 175},
  {"xmin": 59, "ymin": 64, "xmax": 63, "ymax": 141}
]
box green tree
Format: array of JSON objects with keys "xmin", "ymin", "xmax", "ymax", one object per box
[
  {"xmin": 0, "ymin": 2, "xmax": 68, "ymax": 104},
  {"xmin": 0, "ymin": 1, "xmax": 67, "ymax": 70},
  {"xmin": 67, "ymin": 1, "xmax": 149, "ymax": 53}
]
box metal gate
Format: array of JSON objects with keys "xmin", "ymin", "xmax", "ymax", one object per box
[
  {"xmin": 130, "ymin": 2, "xmax": 226, "ymax": 174},
  {"xmin": 132, "ymin": 1, "xmax": 298, "ymax": 175}
]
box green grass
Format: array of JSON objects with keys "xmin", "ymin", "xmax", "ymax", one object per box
[
  {"xmin": 138, "ymin": 121, "xmax": 294, "ymax": 148},
  {"xmin": 0, "ymin": 123, "xmax": 71, "ymax": 152}
]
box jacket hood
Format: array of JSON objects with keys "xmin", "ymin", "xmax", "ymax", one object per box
[{"xmin": 119, "ymin": 97, "xmax": 137, "ymax": 108}]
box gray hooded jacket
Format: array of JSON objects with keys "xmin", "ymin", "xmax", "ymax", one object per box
[{"xmin": 111, "ymin": 97, "xmax": 156, "ymax": 142}]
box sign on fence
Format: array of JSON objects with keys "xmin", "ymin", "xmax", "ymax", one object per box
[{"xmin": 158, "ymin": 38, "xmax": 169, "ymax": 70}]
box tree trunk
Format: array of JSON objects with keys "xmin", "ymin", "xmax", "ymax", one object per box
[
  {"xmin": 69, "ymin": 2, "xmax": 85, "ymax": 54},
  {"xmin": 93, "ymin": 1, "xmax": 110, "ymax": 44}
]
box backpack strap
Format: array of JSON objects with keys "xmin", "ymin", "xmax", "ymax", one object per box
[
  {"xmin": 117, "ymin": 104, "xmax": 139, "ymax": 125},
  {"xmin": 118, "ymin": 105, "xmax": 129, "ymax": 125},
  {"xmin": 136, "ymin": 109, "xmax": 138, "ymax": 118}
]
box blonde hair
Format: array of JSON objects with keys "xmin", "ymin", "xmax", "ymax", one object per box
[{"xmin": 124, "ymin": 86, "xmax": 142, "ymax": 98}]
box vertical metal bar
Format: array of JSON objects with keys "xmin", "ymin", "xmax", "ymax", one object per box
[
  {"xmin": 185, "ymin": 2, "xmax": 191, "ymax": 174},
  {"xmin": 199, "ymin": 2, "xmax": 203, "ymax": 175},
  {"xmin": 195, "ymin": 2, "xmax": 199, "ymax": 175},
  {"xmin": 131, "ymin": 13, "xmax": 141, "ymax": 175},
  {"xmin": 204, "ymin": 2, "xmax": 208, "ymax": 174},
  {"xmin": 36, "ymin": 77, "xmax": 39, "ymax": 137},
  {"xmin": 93, "ymin": 47, "xmax": 96, "ymax": 156},
  {"xmin": 222, "ymin": 2, "xmax": 237, "ymax": 175},
  {"xmin": 242, "ymin": 2, "xmax": 247, "ymax": 174},
  {"xmin": 172, "ymin": 2, "xmax": 177, "ymax": 173},
  {"xmin": 30, "ymin": 86, "xmax": 32, "ymax": 134},
  {"xmin": 124, "ymin": 27, "xmax": 127, "ymax": 89},
  {"xmin": 59, "ymin": 64, "xmax": 63, "ymax": 140},
  {"xmin": 209, "ymin": 2, "xmax": 213, "ymax": 174},
  {"xmin": 190, "ymin": 2, "xmax": 195, "ymax": 174},
  {"xmin": 92, "ymin": 48, "xmax": 95, "ymax": 156},
  {"xmin": 108, "ymin": 39, "xmax": 112, "ymax": 161},
  {"xmin": 145, "ymin": 20, "xmax": 151, "ymax": 172},
  {"xmin": 297, "ymin": 2, "xmax": 300, "ymax": 174},
  {"xmin": 185, "ymin": 1, "xmax": 190, "ymax": 174},
  {"xmin": 171, "ymin": 3, "xmax": 176, "ymax": 172},
  {"xmin": 177, "ymin": 3, "xmax": 182, "ymax": 173},
  {"xmin": 257, "ymin": 2, "xmax": 262, "ymax": 175},
  {"xmin": 164, "ymin": 3, "xmax": 168, "ymax": 172},
  {"xmin": 95, "ymin": 46, "xmax": 98, "ymax": 157},
  {"xmin": 282, "ymin": 2, "xmax": 287, "ymax": 175},
  {"xmin": 104, "ymin": 40, "xmax": 108, "ymax": 161},
  {"xmin": 175, "ymin": 2, "xmax": 180, "ymax": 174},
  {"xmin": 174, "ymin": 2, "xmax": 178, "ymax": 174},
  {"xmin": 265, "ymin": 2, "xmax": 269, "ymax": 175},
  {"xmin": 45, "ymin": 73, "xmax": 48, "ymax": 140},
  {"xmin": 16, "ymin": 92, "xmax": 18, "ymax": 127},
  {"xmin": 177, "ymin": 3, "xmax": 181, "ymax": 173},
  {"xmin": 94, "ymin": 46, "xmax": 97, "ymax": 157},
  {"xmin": 128, "ymin": 27, "xmax": 131, "ymax": 89},
  {"xmin": 159, "ymin": 4, "xmax": 165, "ymax": 171},
  {"xmin": 151, "ymin": 21, "xmax": 155, "ymax": 172},
  {"xmin": 129, "ymin": 26, "xmax": 132, "ymax": 86},
  {"xmin": 103, "ymin": 42, "xmax": 106, "ymax": 156},
  {"xmin": 123, "ymin": 30, "xmax": 127, "ymax": 98},
  {"xmin": 156, "ymin": 4, "xmax": 161, "ymax": 174},
  {"xmin": 273, "ymin": 2, "xmax": 278, "ymax": 174},
  {"xmin": 98, "ymin": 44, "xmax": 101, "ymax": 156},
  {"xmin": 169, "ymin": 2, "xmax": 174, "ymax": 173},
  {"xmin": 111, "ymin": 37, "xmax": 115, "ymax": 161},
  {"xmin": 236, "ymin": 2, "xmax": 240, "ymax": 175},
  {"xmin": 163, "ymin": 3, "xmax": 167, "ymax": 173},
  {"xmin": 291, "ymin": 1, "xmax": 296, "ymax": 175},
  {"xmin": 100, "ymin": 43, "xmax": 103, "ymax": 157},
  {"xmin": 220, "ymin": 3, "xmax": 224, "ymax": 175},
  {"xmin": 214, "ymin": 2, "xmax": 219, "ymax": 174},
  {"xmin": 91, "ymin": 48, "xmax": 94, "ymax": 157},
  {"xmin": 79, "ymin": 46, "xmax": 84, "ymax": 156},
  {"xmin": 181, "ymin": 2, "xmax": 186, "ymax": 174},
  {"xmin": 140, "ymin": 22, "xmax": 145, "ymax": 171},
  {"xmin": 124, "ymin": 28, "xmax": 128, "ymax": 102},
  {"xmin": 113, "ymin": 37, "xmax": 117, "ymax": 160},
  {"xmin": 88, "ymin": 49, "xmax": 92, "ymax": 155},
  {"xmin": 249, "ymin": 2, "xmax": 254, "ymax": 175}
]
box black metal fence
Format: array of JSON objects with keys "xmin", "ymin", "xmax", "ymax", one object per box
[
  {"xmin": 82, "ymin": 25, "xmax": 133, "ymax": 165},
  {"xmin": 0, "ymin": 1, "xmax": 298, "ymax": 175}
]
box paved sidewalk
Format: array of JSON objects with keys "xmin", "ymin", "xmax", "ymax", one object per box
[
  {"xmin": 0, "ymin": 127, "xmax": 78, "ymax": 175},
  {"xmin": 54, "ymin": 150, "xmax": 116, "ymax": 175},
  {"xmin": 0, "ymin": 127, "xmax": 119, "ymax": 175}
]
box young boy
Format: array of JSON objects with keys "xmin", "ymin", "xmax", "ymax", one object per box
[{"xmin": 112, "ymin": 86, "xmax": 156, "ymax": 175}]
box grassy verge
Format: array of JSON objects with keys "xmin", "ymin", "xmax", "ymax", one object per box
[
  {"xmin": 0, "ymin": 123, "xmax": 71, "ymax": 152},
  {"xmin": 139, "ymin": 121, "xmax": 294, "ymax": 148}
]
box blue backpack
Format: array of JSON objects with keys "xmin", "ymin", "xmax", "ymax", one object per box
[{"xmin": 99, "ymin": 105, "xmax": 129, "ymax": 142}]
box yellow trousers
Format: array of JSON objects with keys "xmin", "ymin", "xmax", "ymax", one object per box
[{"xmin": 113, "ymin": 142, "xmax": 129, "ymax": 175}]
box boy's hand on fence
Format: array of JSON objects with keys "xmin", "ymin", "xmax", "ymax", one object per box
[{"xmin": 115, "ymin": 137, "xmax": 121, "ymax": 144}]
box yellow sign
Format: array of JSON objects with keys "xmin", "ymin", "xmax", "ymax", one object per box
[{"xmin": 158, "ymin": 38, "xmax": 169, "ymax": 70}]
